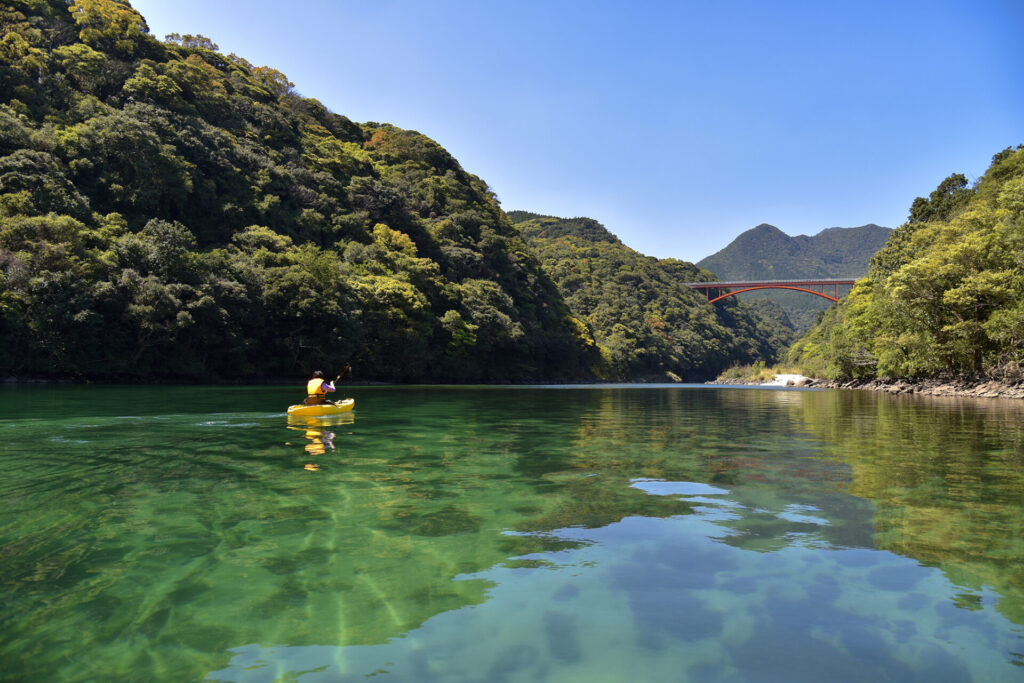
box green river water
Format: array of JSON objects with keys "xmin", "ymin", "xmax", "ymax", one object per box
[{"xmin": 1, "ymin": 384, "xmax": 1023, "ymax": 682}]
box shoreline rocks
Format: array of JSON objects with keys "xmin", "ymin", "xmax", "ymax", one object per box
[
  {"xmin": 807, "ymin": 377, "xmax": 1024, "ymax": 400},
  {"xmin": 708, "ymin": 374, "xmax": 1024, "ymax": 399}
]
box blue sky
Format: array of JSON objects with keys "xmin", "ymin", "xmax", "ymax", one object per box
[{"xmin": 131, "ymin": 0, "xmax": 1024, "ymax": 263}]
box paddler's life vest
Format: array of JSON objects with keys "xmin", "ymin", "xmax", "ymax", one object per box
[{"xmin": 307, "ymin": 378, "xmax": 326, "ymax": 398}]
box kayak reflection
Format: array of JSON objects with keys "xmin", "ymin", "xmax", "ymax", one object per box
[{"xmin": 286, "ymin": 413, "xmax": 354, "ymax": 471}]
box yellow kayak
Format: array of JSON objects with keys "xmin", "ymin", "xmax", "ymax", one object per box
[{"xmin": 286, "ymin": 398, "xmax": 355, "ymax": 417}]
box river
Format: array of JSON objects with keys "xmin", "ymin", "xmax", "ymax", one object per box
[{"xmin": 1, "ymin": 385, "xmax": 1022, "ymax": 681}]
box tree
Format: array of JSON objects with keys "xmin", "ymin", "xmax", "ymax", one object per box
[
  {"xmin": 908, "ymin": 173, "xmax": 973, "ymax": 224},
  {"xmin": 0, "ymin": 150, "xmax": 91, "ymax": 219},
  {"xmin": 59, "ymin": 110, "xmax": 194, "ymax": 219},
  {"xmin": 250, "ymin": 66, "xmax": 294, "ymax": 97},
  {"xmin": 67, "ymin": 0, "xmax": 150, "ymax": 58},
  {"xmin": 164, "ymin": 33, "xmax": 219, "ymax": 51}
]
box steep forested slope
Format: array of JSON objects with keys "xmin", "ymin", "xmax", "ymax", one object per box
[
  {"xmin": 697, "ymin": 223, "xmax": 892, "ymax": 332},
  {"xmin": 509, "ymin": 212, "xmax": 796, "ymax": 380},
  {"xmin": 0, "ymin": 0, "xmax": 597, "ymax": 381},
  {"xmin": 789, "ymin": 147, "xmax": 1024, "ymax": 381}
]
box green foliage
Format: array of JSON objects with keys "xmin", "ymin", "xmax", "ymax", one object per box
[
  {"xmin": 52, "ymin": 43, "xmax": 108, "ymax": 94},
  {"xmin": 0, "ymin": 149, "xmax": 91, "ymax": 218},
  {"xmin": 907, "ymin": 173, "xmax": 973, "ymax": 224},
  {"xmin": 250, "ymin": 66, "xmax": 294, "ymax": 97},
  {"xmin": 163, "ymin": 33, "xmax": 219, "ymax": 51},
  {"xmin": 0, "ymin": 1, "xmax": 603, "ymax": 382},
  {"xmin": 509, "ymin": 211, "xmax": 622, "ymax": 244},
  {"xmin": 791, "ymin": 147, "xmax": 1024, "ymax": 381},
  {"xmin": 67, "ymin": 0, "xmax": 150, "ymax": 58},
  {"xmin": 511, "ymin": 213, "xmax": 795, "ymax": 381}
]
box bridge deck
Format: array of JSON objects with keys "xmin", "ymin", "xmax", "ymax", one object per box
[{"xmin": 681, "ymin": 279, "xmax": 857, "ymax": 288}]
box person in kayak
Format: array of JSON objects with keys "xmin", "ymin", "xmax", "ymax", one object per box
[{"xmin": 305, "ymin": 370, "xmax": 336, "ymax": 405}]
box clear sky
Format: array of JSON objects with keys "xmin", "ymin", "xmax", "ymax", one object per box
[{"xmin": 131, "ymin": 0, "xmax": 1024, "ymax": 263}]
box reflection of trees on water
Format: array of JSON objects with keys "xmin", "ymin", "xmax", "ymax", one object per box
[
  {"xmin": 504, "ymin": 388, "xmax": 1024, "ymax": 626},
  {"xmin": 524, "ymin": 388, "xmax": 876, "ymax": 551},
  {"xmin": 786, "ymin": 391, "xmax": 1024, "ymax": 624}
]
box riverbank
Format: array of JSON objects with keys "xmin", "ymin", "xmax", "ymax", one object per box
[
  {"xmin": 807, "ymin": 377, "xmax": 1024, "ymax": 399},
  {"xmin": 709, "ymin": 371, "xmax": 1024, "ymax": 399}
]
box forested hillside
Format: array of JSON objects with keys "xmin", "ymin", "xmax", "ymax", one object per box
[
  {"xmin": 509, "ymin": 212, "xmax": 795, "ymax": 381},
  {"xmin": 789, "ymin": 147, "xmax": 1024, "ymax": 381},
  {"xmin": 0, "ymin": 0, "xmax": 601, "ymax": 381},
  {"xmin": 698, "ymin": 223, "xmax": 892, "ymax": 281},
  {"xmin": 697, "ymin": 223, "xmax": 892, "ymax": 332}
]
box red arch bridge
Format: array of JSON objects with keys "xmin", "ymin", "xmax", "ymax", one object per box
[{"xmin": 683, "ymin": 279, "xmax": 857, "ymax": 304}]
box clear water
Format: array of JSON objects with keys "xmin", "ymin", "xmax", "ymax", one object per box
[{"xmin": 1, "ymin": 385, "xmax": 1023, "ymax": 682}]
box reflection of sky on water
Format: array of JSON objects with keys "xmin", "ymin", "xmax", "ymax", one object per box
[
  {"xmin": 208, "ymin": 486, "xmax": 1022, "ymax": 682},
  {"xmin": 630, "ymin": 478, "xmax": 731, "ymax": 497}
]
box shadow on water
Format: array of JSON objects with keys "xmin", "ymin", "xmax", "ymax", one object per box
[{"xmin": 1, "ymin": 385, "xmax": 1022, "ymax": 680}]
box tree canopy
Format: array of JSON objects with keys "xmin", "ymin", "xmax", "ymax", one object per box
[
  {"xmin": 0, "ymin": 0, "xmax": 602, "ymax": 381},
  {"xmin": 789, "ymin": 146, "xmax": 1024, "ymax": 382}
]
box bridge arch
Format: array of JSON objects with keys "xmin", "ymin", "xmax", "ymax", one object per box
[
  {"xmin": 707, "ymin": 285, "xmax": 839, "ymax": 303},
  {"xmin": 682, "ymin": 279, "xmax": 856, "ymax": 304}
]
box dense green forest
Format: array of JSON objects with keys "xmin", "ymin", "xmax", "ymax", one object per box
[
  {"xmin": 509, "ymin": 212, "xmax": 796, "ymax": 381},
  {"xmin": 0, "ymin": 0, "xmax": 791, "ymax": 383},
  {"xmin": 789, "ymin": 146, "xmax": 1024, "ymax": 381},
  {"xmin": 0, "ymin": 0, "xmax": 607, "ymax": 381},
  {"xmin": 697, "ymin": 223, "xmax": 892, "ymax": 332}
]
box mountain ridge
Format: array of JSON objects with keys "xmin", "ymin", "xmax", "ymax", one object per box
[
  {"xmin": 695, "ymin": 222, "xmax": 892, "ymax": 332},
  {"xmin": 698, "ymin": 223, "xmax": 892, "ymax": 280},
  {"xmin": 510, "ymin": 212, "xmax": 797, "ymax": 380}
]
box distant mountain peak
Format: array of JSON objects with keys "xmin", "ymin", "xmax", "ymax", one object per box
[
  {"xmin": 698, "ymin": 223, "xmax": 892, "ymax": 281},
  {"xmin": 695, "ymin": 222, "xmax": 892, "ymax": 333}
]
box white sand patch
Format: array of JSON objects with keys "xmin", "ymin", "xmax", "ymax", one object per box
[{"xmin": 762, "ymin": 373, "xmax": 811, "ymax": 387}]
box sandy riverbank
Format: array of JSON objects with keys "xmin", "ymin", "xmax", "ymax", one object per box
[{"xmin": 706, "ymin": 373, "xmax": 815, "ymax": 388}]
